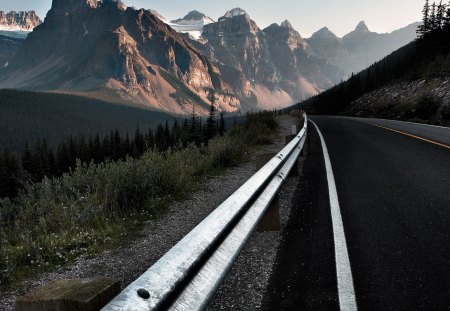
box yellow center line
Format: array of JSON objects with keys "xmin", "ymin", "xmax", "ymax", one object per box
[{"xmin": 373, "ymin": 124, "xmax": 450, "ymax": 150}]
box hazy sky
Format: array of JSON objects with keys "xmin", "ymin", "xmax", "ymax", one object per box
[{"xmin": 0, "ymin": 0, "xmax": 423, "ymax": 37}]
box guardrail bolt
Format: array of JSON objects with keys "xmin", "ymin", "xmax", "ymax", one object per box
[{"xmin": 137, "ymin": 288, "xmax": 151, "ymax": 299}]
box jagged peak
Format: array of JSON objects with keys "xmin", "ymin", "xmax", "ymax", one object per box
[
  {"xmin": 310, "ymin": 26, "xmax": 338, "ymax": 39},
  {"xmin": 170, "ymin": 10, "xmax": 214, "ymax": 24},
  {"xmin": 355, "ymin": 21, "xmax": 369, "ymax": 32},
  {"xmin": 182, "ymin": 10, "xmax": 206, "ymax": 20},
  {"xmin": 219, "ymin": 8, "xmax": 248, "ymax": 20},
  {"xmin": 280, "ymin": 20, "xmax": 293, "ymax": 29}
]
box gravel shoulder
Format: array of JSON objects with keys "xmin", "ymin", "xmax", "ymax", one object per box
[
  {"xmin": 207, "ymin": 116, "xmax": 304, "ymax": 310},
  {"xmin": 0, "ymin": 115, "xmax": 302, "ymax": 310}
]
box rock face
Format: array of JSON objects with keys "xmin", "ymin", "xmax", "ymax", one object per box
[
  {"xmin": 0, "ymin": 3, "xmax": 420, "ymax": 115},
  {"xmin": 308, "ymin": 21, "xmax": 420, "ymax": 75},
  {"xmin": 0, "ymin": 11, "xmax": 42, "ymax": 31},
  {"xmin": 201, "ymin": 9, "xmax": 343, "ymax": 109},
  {"xmin": 0, "ymin": 0, "xmax": 239, "ymax": 115}
]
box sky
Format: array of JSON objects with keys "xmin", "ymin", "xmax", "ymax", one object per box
[{"xmin": 0, "ymin": 0, "xmax": 424, "ymax": 37}]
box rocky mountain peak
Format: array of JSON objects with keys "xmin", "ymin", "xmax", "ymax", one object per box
[
  {"xmin": 219, "ymin": 8, "xmax": 248, "ymax": 21},
  {"xmin": 170, "ymin": 10, "xmax": 214, "ymax": 24},
  {"xmin": 181, "ymin": 10, "xmax": 206, "ymax": 21},
  {"xmin": 280, "ymin": 19, "xmax": 293, "ymax": 29},
  {"xmin": 310, "ymin": 27, "xmax": 339, "ymax": 40},
  {"xmin": 355, "ymin": 21, "xmax": 369, "ymax": 33},
  {"xmin": 0, "ymin": 10, "xmax": 42, "ymax": 31}
]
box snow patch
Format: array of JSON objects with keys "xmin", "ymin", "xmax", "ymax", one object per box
[
  {"xmin": 163, "ymin": 13, "xmax": 214, "ymax": 41},
  {"xmin": 0, "ymin": 25, "xmax": 33, "ymax": 32},
  {"xmin": 221, "ymin": 8, "xmax": 247, "ymax": 19}
]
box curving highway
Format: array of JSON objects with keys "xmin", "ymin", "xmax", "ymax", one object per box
[{"xmin": 263, "ymin": 116, "xmax": 450, "ymax": 310}]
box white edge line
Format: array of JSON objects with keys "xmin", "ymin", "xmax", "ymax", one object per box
[
  {"xmin": 341, "ymin": 116, "xmax": 450, "ymax": 130},
  {"xmin": 310, "ymin": 120, "xmax": 358, "ymax": 311}
]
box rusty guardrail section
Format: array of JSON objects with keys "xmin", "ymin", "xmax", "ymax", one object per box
[{"xmin": 101, "ymin": 114, "xmax": 308, "ymax": 311}]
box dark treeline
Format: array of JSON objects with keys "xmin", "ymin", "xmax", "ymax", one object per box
[
  {"xmin": 294, "ymin": 0, "xmax": 450, "ymax": 115},
  {"xmin": 0, "ymin": 104, "xmax": 226, "ymax": 199},
  {"xmin": 0, "ymin": 89, "xmax": 175, "ymax": 152}
]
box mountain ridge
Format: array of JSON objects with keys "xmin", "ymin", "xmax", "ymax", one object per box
[
  {"xmin": 0, "ymin": 0, "xmax": 240, "ymax": 115},
  {"xmin": 0, "ymin": 10, "xmax": 41, "ymax": 31},
  {"xmin": 0, "ymin": 2, "xmax": 420, "ymax": 115}
]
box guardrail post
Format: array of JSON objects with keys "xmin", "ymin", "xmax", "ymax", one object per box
[
  {"xmin": 285, "ymin": 135, "xmax": 299, "ymax": 177},
  {"xmin": 15, "ymin": 278, "xmax": 120, "ymax": 311},
  {"xmin": 256, "ymin": 153, "xmax": 281, "ymax": 232}
]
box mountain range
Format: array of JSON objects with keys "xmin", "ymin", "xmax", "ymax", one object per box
[
  {"xmin": 307, "ymin": 21, "xmax": 420, "ymax": 75},
  {"xmin": 0, "ymin": 1, "xmax": 419, "ymax": 115},
  {"xmin": 0, "ymin": 10, "xmax": 41, "ymax": 31}
]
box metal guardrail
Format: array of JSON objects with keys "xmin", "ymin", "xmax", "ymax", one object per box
[{"xmin": 102, "ymin": 114, "xmax": 308, "ymax": 311}]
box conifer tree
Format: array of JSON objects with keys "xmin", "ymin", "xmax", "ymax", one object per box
[
  {"xmin": 189, "ymin": 102, "xmax": 198, "ymax": 145},
  {"xmin": 206, "ymin": 101, "xmax": 217, "ymax": 143},
  {"xmin": 146, "ymin": 128, "xmax": 155, "ymax": 150},
  {"xmin": 444, "ymin": 1, "xmax": 450, "ymax": 27},
  {"xmin": 436, "ymin": 0, "xmax": 446, "ymax": 28},
  {"xmin": 164, "ymin": 121, "xmax": 171, "ymax": 151},
  {"xmin": 218, "ymin": 111, "xmax": 225, "ymax": 136},
  {"xmin": 430, "ymin": 2, "xmax": 438, "ymax": 30},
  {"xmin": 418, "ymin": 0, "xmax": 431, "ymax": 36}
]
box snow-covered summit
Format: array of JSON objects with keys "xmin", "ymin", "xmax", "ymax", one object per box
[
  {"xmin": 219, "ymin": 8, "xmax": 247, "ymax": 21},
  {"xmin": 165, "ymin": 10, "xmax": 215, "ymax": 40},
  {"xmin": 171, "ymin": 10, "xmax": 214, "ymax": 24}
]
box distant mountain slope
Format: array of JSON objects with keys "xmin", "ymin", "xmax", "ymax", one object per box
[
  {"xmin": 200, "ymin": 8, "xmax": 344, "ymax": 109},
  {"xmin": 0, "ymin": 2, "xmax": 420, "ymax": 115},
  {"xmin": 307, "ymin": 21, "xmax": 420, "ymax": 75},
  {"xmin": 0, "ymin": 0, "xmax": 239, "ymax": 115},
  {"xmin": 297, "ymin": 27, "xmax": 450, "ymax": 125}
]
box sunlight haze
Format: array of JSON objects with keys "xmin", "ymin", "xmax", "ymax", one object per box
[{"xmin": 0, "ymin": 0, "xmax": 423, "ymax": 37}]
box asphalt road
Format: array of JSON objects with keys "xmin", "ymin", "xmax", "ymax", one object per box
[{"xmin": 263, "ymin": 116, "xmax": 450, "ymax": 310}]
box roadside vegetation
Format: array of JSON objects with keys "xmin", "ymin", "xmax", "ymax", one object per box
[{"xmin": 0, "ymin": 111, "xmax": 278, "ymax": 288}]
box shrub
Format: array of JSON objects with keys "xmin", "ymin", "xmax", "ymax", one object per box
[
  {"xmin": 0, "ymin": 111, "xmax": 278, "ymax": 287},
  {"xmin": 414, "ymin": 93, "xmax": 441, "ymax": 120},
  {"xmin": 440, "ymin": 104, "xmax": 450, "ymax": 121}
]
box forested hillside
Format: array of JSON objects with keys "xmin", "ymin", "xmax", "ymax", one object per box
[
  {"xmin": 297, "ymin": 0, "xmax": 450, "ymax": 124},
  {"xmin": 0, "ymin": 90, "xmax": 176, "ymax": 151}
]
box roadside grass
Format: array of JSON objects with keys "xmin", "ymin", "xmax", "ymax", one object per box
[{"xmin": 0, "ymin": 111, "xmax": 279, "ymax": 290}]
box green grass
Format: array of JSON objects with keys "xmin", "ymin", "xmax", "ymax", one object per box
[{"xmin": 0, "ymin": 111, "xmax": 279, "ymax": 289}]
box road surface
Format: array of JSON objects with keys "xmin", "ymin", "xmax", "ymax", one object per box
[{"xmin": 263, "ymin": 116, "xmax": 450, "ymax": 310}]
